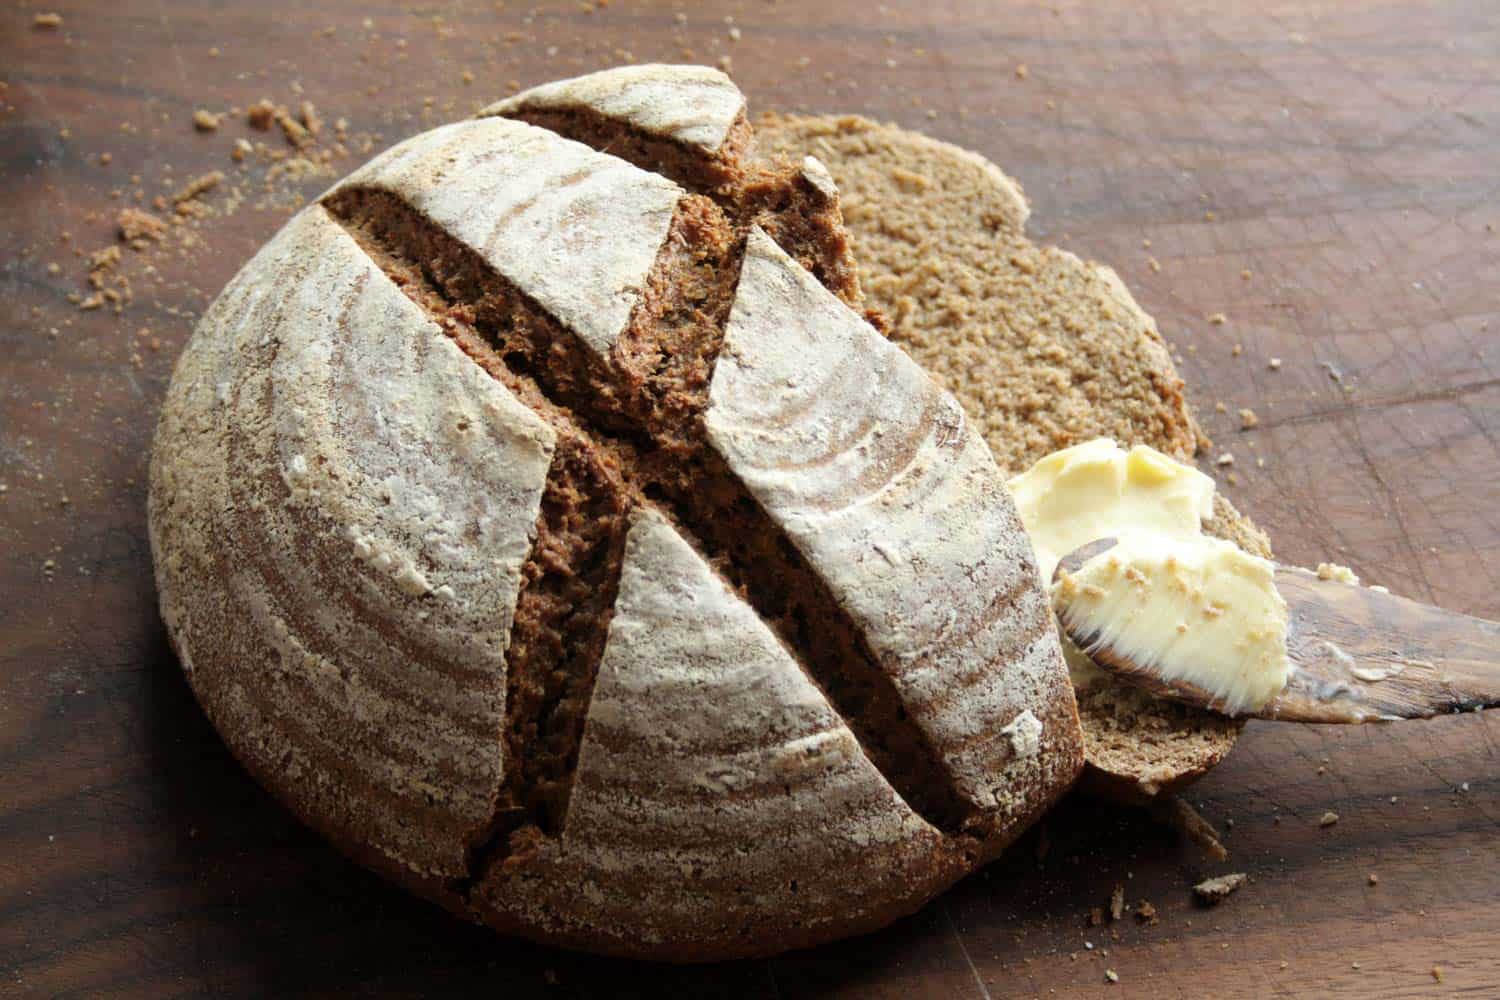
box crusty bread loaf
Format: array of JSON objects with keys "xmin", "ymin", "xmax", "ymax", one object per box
[
  {"xmin": 148, "ymin": 67, "xmax": 1084, "ymax": 962},
  {"xmin": 754, "ymin": 114, "xmax": 1272, "ymax": 803}
]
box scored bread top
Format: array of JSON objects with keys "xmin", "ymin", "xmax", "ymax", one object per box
[
  {"xmin": 479, "ymin": 509, "xmax": 964, "ymax": 957},
  {"xmin": 708, "ymin": 228, "xmax": 1073, "ymax": 819},
  {"xmin": 327, "ymin": 117, "xmax": 682, "ymax": 355},
  {"xmin": 149, "ymin": 66, "xmax": 1084, "ymax": 961},
  {"xmin": 481, "ymin": 63, "xmax": 747, "ymax": 154}
]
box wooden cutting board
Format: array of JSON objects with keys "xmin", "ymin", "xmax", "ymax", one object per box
[{"xmin": 3, "ymin": 1, "xmax": 1497, "ymax": 995}]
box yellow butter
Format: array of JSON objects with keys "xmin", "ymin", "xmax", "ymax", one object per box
[
  {"xmin": 1007, "ymin": 438, "xmax": 1217, "ymax": 687},
  {"xmin": 1007, "ymin": 438, "xmax": 1216, "ymax": 585},
  {"xmin": 1054, "ymin": 535, "xmax": 1291, "ymax": 715}
]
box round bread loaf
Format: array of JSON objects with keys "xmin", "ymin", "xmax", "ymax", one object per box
[{"xmin": 148, "ymin": 65, "xmax": 1084, "ymax": 961}]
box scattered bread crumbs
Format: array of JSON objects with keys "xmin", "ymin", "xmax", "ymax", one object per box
[
  {"xmin": 1319, "ymin": 810, "xmax": 1339, "ymax": 827},
  {"xmin": 34, "ymin": 12, "xmax": 63, "ymax": 28},
  {"xmin": 117, "ymin": 207, "xmax": 167, "ymax": 245},
  {"xmin": 88, "ymin": 245, "xmax": 121, "ymax": 279},
  {"xmin": 1135, "ymin": 901, "xmax": 1159, "ymax": 925},
  {"xmin": 193, "ymin": 109, "xmax": 221, "ymax": 131},
  {"xmin": 1216, "ymin": 452, "xmax": 1235, "ymax": 467},
  {"xmin": 1208, "ymin": 312, "xmax": 1227, "ymax": 325},
  {"xmin": 1238, "ymin": 408, "xmax": 1259, "ymax": 430},
  {"xmin": 1150, "ymin": 797, "xmax": 1228, "ymax": 861},
  {"xmin": 1109, "ymin": 884, "xmax": 1125, "ymax": 922},
  {"xmin": 1193, "ymin": 873, "xmax": 1247, "ymax": 904}
]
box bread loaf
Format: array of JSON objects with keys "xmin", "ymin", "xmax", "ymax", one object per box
[
  {"xmin": 752, "ymin": 114, "xmax": 1272, "ymax": 803},
  {"xmin": 148, "ymin": 66, "xmax": 1084, "ymax": 961}
]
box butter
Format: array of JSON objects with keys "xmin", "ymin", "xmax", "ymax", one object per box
[
  {"xmin": 1007, "ymin": 438, "xmax": 1216, "ymax": 686},
  {"xmin": 1316, "ymin": 562, "xmax": 1360, "ymax": 585},
  {"xmin": 1053, "ymin": 535, "xmax": 1291, "ymax": 715}
]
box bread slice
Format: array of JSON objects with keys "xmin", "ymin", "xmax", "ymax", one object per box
[{"xmin": 754, "ymin": 113, "xmax": 1273, "ymax": 803}]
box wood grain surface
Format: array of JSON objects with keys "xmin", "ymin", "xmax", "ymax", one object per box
[{"xmin": 3, "ymin": 1, "xmax": 1498, "ymax": 995}]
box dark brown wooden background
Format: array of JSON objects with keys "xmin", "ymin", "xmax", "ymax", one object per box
[{"xmin": 3, "ymin": 1, "xmax": 1498, "ymax": 996}]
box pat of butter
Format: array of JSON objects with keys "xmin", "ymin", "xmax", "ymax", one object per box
[
  {"xmin": 1007, "ymin": 438, "xmax": 1217, "ymax": 687},
  {"xmin": 1053, "ymin": 535, "xmax": 1291, "ymax": 715}
]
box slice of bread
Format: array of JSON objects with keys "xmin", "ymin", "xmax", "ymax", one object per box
[{"xmin": 755, "ymin": 113, "xmax": 1272, "ymax": 803}]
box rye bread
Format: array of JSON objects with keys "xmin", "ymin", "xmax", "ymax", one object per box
[
  {"xmin": 148, "ymin": 67, "xmax": 1085, "ymax": 961},
  {"xmin": 753, "ymin": 113, "xmax": 1272, "ymax": 804}
]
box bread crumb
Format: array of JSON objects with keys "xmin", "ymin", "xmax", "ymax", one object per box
[
  {"xmin": 1088, "ymin": 907, "xmax": 1104, "ymax": 927},
  {"xmin": 1240, "ymin": 269, "xmax": 1252, "ymax": 280},
  {"xmin": 34, "ymin": 12, "xmax": 63, "ymax": 28},
  {"xmin": 1193, "ymin": 873, "xmax": 1247, "ymax": 903},
  {"xmin": 1109, "ymin": 884, "xmax": 1124, "ymax": 921},
  {"xmin": 172, "ymin": 170, "xmax": 223, "ymax": 205},
  {"xmin": 193, "ymin": 109, "xmax": 221, "ymax": 131},
  {"xmin": 1135, "ymin": 900, "xmax": 1158, "ymax": 925},
  {"xmin": 1238, "ymin": 408, "xmax": 1258, "ymax": 430},
  {"xmin": 1216, "ymin": 452, "xmax": 1234, "ymax": 467},
  {"xmin": 1104, "ymin": 970, "xmax": 1119, "ymax": 984},
  {"xmin": 1214, "ymin": 401, "xmax": 1227, "ymax": 413},
  {"xmin": 1015, "ymin": 63, "xmax": 1028, "ymax": 79},
  {"xmin": 98, "ymin": 152, "xmax": 113, "ymax": 166},
  {"xmin": 1147, "ymin": 257, "xmax": 1161, "ymax": 273},
  {"xmin": 1231, "ymin": 342, "xmax": 1243, "ymax": 356},
  {"xmin": 1367, "ymin": 872, "xmax": 1378, "ymax": 885},
  {"xmin": 247, "ymin": 99, "xmax": 277, "ymax": 130},
  {"xmin": 1208, "ymin": 312, "xmax": 1227, "ymax": 325},
  {"xmin": 1268, "ymin": 357, "xmax": 1282, "ymax": 370},
  {"xmin": 278, "ymin": 111, "xmax": 312, "ymax": 148},
  {"xmin": 231, "ymin": 138, "xmax": 253, "ymax": 162},
  {"xmin": 299, "ymin": 100, "xmax": 322, "ymax": 136},
  {"xmin": 1432, "ymin": 966, "xmax": 1443, "ymax": 982},
  {"xmin": 1319, "ymin": 810, "xmax": 1339, "ymax": 827}
]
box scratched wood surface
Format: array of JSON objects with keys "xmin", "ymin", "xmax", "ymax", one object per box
[{"xmin": 3, "ymin": 1, "xmax": 1498, "ymax": 996}]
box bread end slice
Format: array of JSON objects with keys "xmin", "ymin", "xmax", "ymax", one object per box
[{"xmin": 753, "ymin": 112, "xmax": 1266, "ymax": 803}]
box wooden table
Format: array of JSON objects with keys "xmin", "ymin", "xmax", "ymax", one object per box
[{"xmin": 4, "ymin": 1, "xmax": 1497, "ymax": 995}]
